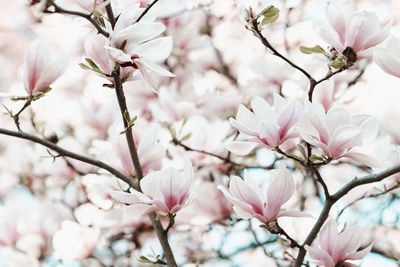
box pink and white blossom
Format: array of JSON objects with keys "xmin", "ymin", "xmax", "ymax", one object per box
[
  {"xmin": 226, "ymin": 95, "xmax": 303, "ymax": 155},
  {"xmin": 306, "ymin": 219, "xmax": 373, "ymax": 267},
  {"xmin": 298, "ymin": 101, "xmax": 379, "ymax": 167},
  {"xmin": 218, "ymin": 165, "xmax": 308, "ymax": 223},
  {"xmin": 104, "ymin": 4, "xmax": 174, "ymax": 89},
  {"xmin": 374, "ymin": 36, "xmax": 400, "ymax": 78},
  {"xmin": 111, "ymin": 158, "xmax": 194, "ymax": 215},
  {"xmin": 113, "ymin": 123, "xmax": 165, "ymax": 177},
  {"xmin": 23, "ymin": 40, "xmax": 67, "ymax": 95},
  {"xmin": 84, "ymin": 35, "xmax": 132, "ymax": 80},
  {"xmin": 317, "ymin": 2, "xmax": 391, "ymax": 58}
]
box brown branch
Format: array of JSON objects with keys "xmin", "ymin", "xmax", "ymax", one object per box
[
  {"xmin": 250, "ymin": 19, "xmax": 315, "ymax": 83},
  {"xmin": 44, "ymin": 0, "xmax": 109, "ymax": 37},
  {"xmin": 111, "ymin": 64, "xmax": 177, "ymax": 266},
  {"xmin": 309, "ymin": 166, "xmax": 331, "ymax": 201},
  {"xmin": 103, "ymin": 3, "xmax": 178, "ymax": 265},
  {"xmin": 0, "ymin": 128, "xmax": 134, "ymax": 187},
  {"xmin": 332, "ymin": 163, "xmax": 400, "ymax": 201},
  {"xmin": 294, "ymin": 163, "xmax": 400, "ymax": 266},
  {"xmin": 337, "ymin": 182, "xmax": 400, "ymax": 218},
  {"xmin": 136, "ymin": 0, "xmax": 160, "ymax": 23},
  {"xmin": 249, "ymin": 19, "xmax": 347, "ymax": 102},
  {"xmin": 308, "ymin": 68, "xmax": 346, "ymax": 102},
  {"xmin": 172, "ymin": 137, "xmax": 274, "ymax": 170}
]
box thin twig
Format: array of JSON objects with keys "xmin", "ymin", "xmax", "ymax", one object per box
[
  {"xmin": 136, "ymin": 0, "xmax": 160, "ymax": 23},
  {"xmin": 45, "ymin": 0, "xmax": 109, "ymax": 37},
  {"xmin": 172, "ymin": 137, "xmax": 274, "ymax": 170},
  {"xmin": 250, "ymin": 19, "xmax": 315, "ymax": 83}
]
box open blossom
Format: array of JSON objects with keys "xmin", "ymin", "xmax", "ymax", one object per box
[
  {"xmin": 23, "ymin": 40, "xmax": 66, "ymax": 95},
  {"xmin": 113, "ymin": 123, "xmax": 165, "ymax": 177},
  {"xmin": 111, "ymin": 158, "xmax": 194, "ymax": 215},
  {"xmin": 306, "ymin": 219, "xmax": 372, "ymax": 267},
  {"xmin": 104, "ymin": 4, "xmax": 174, "ymax": 89},
  {"xmin": 52, "ymin": 220, "xmax": 100, "ymax": 260},
  {"xmin": 298, "ymin": 101, "xmax": 378, "ymax": 167},
  {"xmin": 218, "ymin": 165, "xmax": 308, "ymax": 223},
  {"xmin": 317, "ymin": 2, "xmax": 391, "ymax": 58},
  {"xmin": 374, "ymin": 36, "xmax": 400, "ymax": 78},
  {"xmin": 226, "ymin": 94, "xmax": 303, "ymax": 155}
]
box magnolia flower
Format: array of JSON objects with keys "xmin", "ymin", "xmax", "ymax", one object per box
[
  {"xmin": 23, "ymin": 40, "xmax": 66, "ymax": 95},
  {"xmin": 52, "ymin": 220, "xmax": 100, "ymax": 260},
  {"xmin": 84, "ymin": 35, "xmax": 131, "ymax": 80},
  {"xmin": 306, "ymin": 219, "xmax": 372, "ymax": 267},
  {"xmin": 104, "ymin": 4, "xmax": 174, "ymax": 89},
  {"xmin": 113, "ymin": 123, "xmax": 165, "ymax": 177},
  {"xmin": 317, "ymin": 2, "xmax": 391, "ymax": 58},
  {"xmin": 218, "ymin": 165, "xmax": 307, "ymax": 223},
  {"xmin": 226, "ymin": 95, "xmax": 303, "ymax": 155},
  {"xmin": 111, "ymin": 158, "xmax": 194, "ymax": 215},
  {"xmin": 374, "ymin": 37, "xmax": 400, "ymax": 78},
  {"xmin": 298, "ymin": 101, "xmax": 378, "ymax": 167}
]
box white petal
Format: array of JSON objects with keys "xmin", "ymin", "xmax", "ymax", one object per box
[
  {"xmin": 225, "ymin": 141, "xmax": 257, "ymax": 155},
  {"xmin": 131, "ymin": 37, "xmax": 173, "ymax": 62}
]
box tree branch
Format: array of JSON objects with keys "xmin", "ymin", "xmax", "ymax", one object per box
[
  {"xmin": 294, "ymin": 163, "xmax": 400, "ymax": 266},
  {"xmin": 250, "ymin": 19, "xmax": 315, "ymax": 83},
  {"xmin": 136, "ymin": 0, "xmax": 160, "ymax": 23},
  {"xmin": 110, "ymin": 45, "xmax": 177, "ymax": 267},
  {"xmin": 332, "ymin": 163, "xmax": 400, "ymax": 201},
  {"xmin": 0, "ymin": 128, "xmax": 134, "ymax": 187},
  {"xmin": 44, "ymin": 0, "xmax": 109, "ymax": 37}
]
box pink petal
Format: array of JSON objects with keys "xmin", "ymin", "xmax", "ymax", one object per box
[
  {"xmin": 344, "ymin": 243, "xmax": 373, "ymax": 260},
  {"xmin": 329, "ymin": 125, "xmax": 362, "ymax": 158},
  {"xmin": 319, "ymin": 219, "xmax": 339, "ymax": 256},
  {"xmin": 229, "ymin": 176, "xmax": 264, "ymax": 216},
  {"xmin": 230, "ymin": 118, "xmax": 259, "ymax": 137},
  {"xmin": 217, "ymin": 185, "xmax": 255, "ymax": 216},
  {"xmin": 374, "ymin": 47, "xmax": 400, "ymax": 78},
  {"xmin": 326, "ymin": 2, "xmax": 346, "ymax": 44},
  {"xmin": 231, "ymin": 104, "xmax": 259, "ymax": 135},
  {"xmin": 332, "ymin": 226, "xmax": 363, "ymax": 263},
  {"xmin": 363, "ymin": 20, "xmax": 392, "ymax": 51},
  {"xmin": 33, "ymin": 57, "xmax": 67, "ymax": 94},
  {"xmin": 140, "ymin": 171, "xmax": 164, "ymax": 200},
  {"xmin": 345, "ymin": 12, "xmax": 379, "ymax": 52},
  {"xmin": 305, "ymin": 245, "xmax": 335, "ymax": 267},
  {"xmin": 325, "ymin": 107, "xmax": 352, "ymax": 135},
  {"xmin": 265, "ymin": 165, "xmax": 294, "ymax": 221},
  {"xmin": 342, "ymin": 150, "xmax": 380, "ymax": 168},
  {"xmin": 305, "ymin": 101, "xmax": 330, "ymax": 144},
  {"xmin": 85, "ymin": 35, "xmax": 112, "ymax": 74},
  {"xmin": 23, "ymin": 40, "xmax": 49, "ymax": 94},
  {"xmin": 276, "ymin": 99, "xmax": 302, "ymax": 139},
  {"xmin": 250, "ymin": 97, "xmax": 275, "ymax": 122},
  {"xmin": 232, "ymin": 206, "xmax": 254, "ymax": 220},
  {"xmin": 259, "ymin": 121, "xmax": 280, "ymax": 148}
]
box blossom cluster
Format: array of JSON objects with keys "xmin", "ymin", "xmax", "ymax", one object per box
[{"xmin": 1, "ymin": 0, "xmax": 400, "ymax": 266}]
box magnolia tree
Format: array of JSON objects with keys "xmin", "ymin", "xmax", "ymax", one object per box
[{"xmin": 1, "ymin": 0, "xmax": 400, "ymax": 266}]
